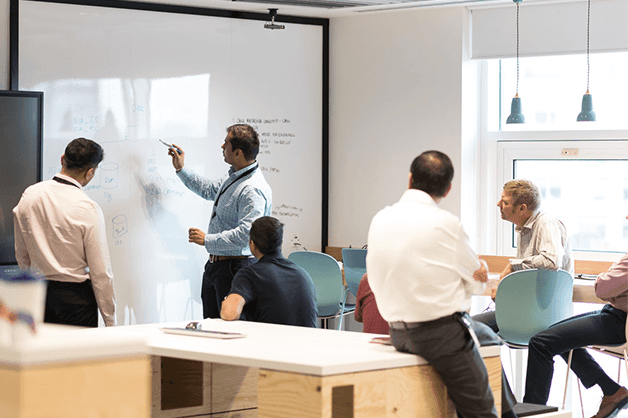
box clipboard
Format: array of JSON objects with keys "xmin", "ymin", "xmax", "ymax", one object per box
[{"xmin": 159, "ymin": 327, "xmax": 246, "ymax": 339}]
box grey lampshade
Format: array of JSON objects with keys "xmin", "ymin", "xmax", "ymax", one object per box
[
  {"xmin": 506, "ymin": 96, "xmax": 525, "ymax": 124},
  {"xmin": 577, "ymin": 92, "xmax": 596, "ymax": 122}
]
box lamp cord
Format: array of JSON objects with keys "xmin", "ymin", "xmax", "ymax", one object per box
[
  {"xmin": 516, "ymin": 3, "xmax": 520, "ymax": 96},
  {"xmin": 586, "ymin": 0, "xmax": 590, "ymax": 93}
]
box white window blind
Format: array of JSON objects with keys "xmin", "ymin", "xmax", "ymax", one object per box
[{"xmin": 471, "ymin": 0, "xmax": 628, "ymax": 59}]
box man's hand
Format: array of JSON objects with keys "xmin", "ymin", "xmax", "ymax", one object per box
[
  {"xmin": 0, "ymin": 300, "xmax": 17, "ymax": 323},
  {"xmin": 188, "ymin": 228, "xmax": 206, "ymax": 246},
  {"xmin": 168, "ymin": 144, "xmax": 185, "ymax": 172},
  {"xmin": 499, "ymin": 263, "xmax": 513, "ymax": 281},
  {"xmin": 473, "ymin": 259, "xmax": 489, "ymax": 283},
  {"xmin": 492, "ymin": 263, "xmax": 514, "ymax": 301}
]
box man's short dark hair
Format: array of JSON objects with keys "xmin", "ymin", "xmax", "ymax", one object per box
[
  {"xmin": 63, "ymin": 137, "xmax": 104, "ymax": 170},
  {"xmin": 250, "ymin": 216, "xmax": 284, "ymax": 255},
  {"xmin": 409, "ymin": 151, "xmax": 454, "ymax": 198},
  {"xmin": 227, "ymin": 124, "xmax": 260, "ymax": 161}
]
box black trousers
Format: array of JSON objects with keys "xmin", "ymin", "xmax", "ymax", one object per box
[
  {"xmin": 201, "ymin": 258, "xmax": 253, "ymax": 318},
  {"xmin": 44, "ymin": 279, "xmax": 98, "ymax": 327},
  {"xmin": 390, "ymin": 313, "xmax": 499, "ymax": 418},
  {"xmin": 524, "ymin": 304, "xmax": 627, "ymax": 404}
]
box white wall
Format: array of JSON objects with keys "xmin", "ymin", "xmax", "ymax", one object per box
[{"xmin": 329, "ymin": 7, "xmax": 470, "ymax": 247}]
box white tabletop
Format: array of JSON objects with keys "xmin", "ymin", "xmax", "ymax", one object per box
[
  {"xmin": 0, "ymin": 323, "xmax": 148, "ymax": 367},
  {"xmin": 101, "ymin": 319, "xmax": 501, "ymax": 376},
  {"xmin": 0, "ymin": 320, "xmax": 500, "ymax": 375}
]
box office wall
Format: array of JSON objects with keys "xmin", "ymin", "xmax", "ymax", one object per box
[{"xmin": 329, "ymin": 7, "xmax": 470, "ymax": 247}]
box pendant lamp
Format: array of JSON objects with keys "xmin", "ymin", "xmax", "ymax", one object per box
[
  {"xmin": 506, "ymin": 0, "xmax": 525, "ymax": 124},
  {"xmin": 577, "ymin": 0, "xmax": 595, "ymax": 121}
]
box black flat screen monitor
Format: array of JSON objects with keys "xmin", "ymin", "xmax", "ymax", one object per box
[{"xmin": 0, "ymin": 90, "xmax": 43, "ymax": 266}]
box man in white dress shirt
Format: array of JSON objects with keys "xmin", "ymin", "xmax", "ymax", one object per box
[
  {"xmin": 13, "ymin": 138, "xmax": 115, "ymax": 327},
  {"xmin": 367, "ymin": 151, "xmax": 515, "ymax": 418}
]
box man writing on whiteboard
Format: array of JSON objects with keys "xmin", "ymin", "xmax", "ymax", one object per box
[{"xmin": 168, "ymin": 124, "xmax": 272, "ymax": 318}]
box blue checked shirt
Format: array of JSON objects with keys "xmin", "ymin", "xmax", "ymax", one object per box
[{"xmin": 177, "ymin": 162, "xmax": 272, "ymax": 256}]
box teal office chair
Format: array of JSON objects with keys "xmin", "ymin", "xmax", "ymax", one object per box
[
  {"xmin": 495, "ymin": 268, "xmax": 574, "ymax": 407},
  {"xmin": 288, "ymin": 251, "xmax": 355, "ymax": 330},
  {"xmin": 495, "ymin": 268, "xmax": 574, "ymax": 347},
  {"xmin": 341, "ymin": 248, "xmax": 367, "ymax": 298}
]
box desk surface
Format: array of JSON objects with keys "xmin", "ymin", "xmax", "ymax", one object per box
[
  {"xmin": 0, "ymin": 323, "xmax": 147, "ymax": 367},
  {"xmin": 123, "ymin": 321, "xmax": 499, "ymax": 376},
  {"xmin": 0, "ymin": 321, "xmax": 500, "ymax": 374},
  {"xmin": 1, "ymin": 320, "xmax": 497, "ymax": 377}
]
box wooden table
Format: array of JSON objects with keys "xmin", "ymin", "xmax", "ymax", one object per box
[
  {"xmin": 480, "ymin": 254, "xmax": 611, "ymax": 305},
  {"xmin": 329, "ymin": 248, "xmax": 611, "ymax": 304},
  {"xmin": 0, "ymin": 324, "xmax": 150, "ymax": 418},
  {"xmin": 100, "ymin": 320, "xmax": 502, "ymax": 418}
]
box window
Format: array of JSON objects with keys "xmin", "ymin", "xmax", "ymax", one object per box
[
  {"xmin": 515, "ymin": 158, "xmax": 628, "ymax": 253},
  {"xmin": 478, "ymin": 51, "xmax": 628, "ymax": 261}
]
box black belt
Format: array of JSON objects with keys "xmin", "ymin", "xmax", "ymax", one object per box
[
  {"xmin": 389, "ymin": 312, "xmax": 462, "ymax": 330},
  {"xmin": 389, "ymin": 312, "xmax": 480, "ymax": 347},
  {"xmin": 208, "ymin": 255, "xmax": 252, "ymax": 263}
]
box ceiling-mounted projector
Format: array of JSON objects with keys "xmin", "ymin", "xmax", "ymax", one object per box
[{"xmin": 264, "ymin": 8, "xmax": 285, "ymax": 30}]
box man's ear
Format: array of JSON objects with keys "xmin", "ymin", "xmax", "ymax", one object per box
[
  {"xmin": 518, "ymin": 203, "xmax": 528, "ymax": 213},
  {"xmin": 60, "ymin": 154, "xmax": 65, "ymax": 166},
  {"xmin": 408, "ymin": 173, "xmax": 413, "ymax": 189},
  {"xmin": 84, "ymin": 167, "xmax": 96, "ymax": 184},
  {"xmin": 442, "ymin": 182, "xmax": 452, "ymax": 198}
]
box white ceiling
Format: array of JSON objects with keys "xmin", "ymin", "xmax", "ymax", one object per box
[{"xmin": 131, "ymin": 0, "xmax": 515, "ymax": 19}]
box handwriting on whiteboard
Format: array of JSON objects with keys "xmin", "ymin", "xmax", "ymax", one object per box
[
  {"xmin": 273, "ymin": 204, "xmax": 303, "ymax": 218},
  {"xmin": 233, "ymin": 117, "xmax": 295, "ymax": 156}
]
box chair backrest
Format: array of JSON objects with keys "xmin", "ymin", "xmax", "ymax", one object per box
[
  {"xmin": 288, "ymin": 251, "xmax": 344, "ymax": 318},
  {"xmin": 495, "ymin": 268, "xmax": 574, "ymax": 346},
  {"xmin": 341, "ymin": 248, "xmax": 367, "ymax": 297}
]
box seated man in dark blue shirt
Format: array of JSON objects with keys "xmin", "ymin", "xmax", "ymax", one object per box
[{"xmin": 220, "ymin": 216, "xmax": 317, "ymax": 327}]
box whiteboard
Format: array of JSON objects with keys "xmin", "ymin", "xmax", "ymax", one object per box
[{"xmin": 18, "ymin": 0, "xmax": 324, "ymax": 325}]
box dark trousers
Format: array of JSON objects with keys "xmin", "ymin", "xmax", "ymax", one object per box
[
  {"xmin": 44, "ymin": 279, "xmax": 98, "ymax": 327},
  {"xmin": 523, "ymin": 304, "xmax": 627, "ymax": 405},
  {"xmin": 390, "ymin": 313, "xmax": 498, "ymax": 418},
  {"xmin": 472, "ymin": 310, "xmax": 499, "ymax": 333},
  {"xmin": 471, "ymin": 319, "xmax": 519, "ymax": 416},
  {"xmin": 201, "ymin": 258, "xmax": 253, "ymax": 318}
]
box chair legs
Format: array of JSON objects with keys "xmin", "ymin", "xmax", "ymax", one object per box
[
  {"xmin": 564, "ymin": 350, "xmax": 586, "ymax": 418},
  {"xmin": 338, "ymin": 286, "xmax": 349, "ymax": 331},
  {"xmin": 623, "ymin": 348, "xmax": 628, "ymax": 381},
  {"xmin": 565, "ymin": 348, "xmax": 628, "ymax": 418},
  {"xmin": 337, "ymin": 286, "xmax": 350, "ymax": 331},
  {"xmin": 563, "ymin": 349, "xmax": 573, "ymax": 410}
]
